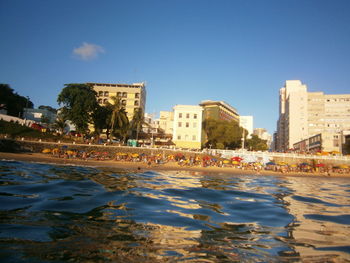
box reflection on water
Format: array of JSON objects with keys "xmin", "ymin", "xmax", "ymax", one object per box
[{"xmin": 0, "ymin": 160, "xmax": 349, "ymax": 262}]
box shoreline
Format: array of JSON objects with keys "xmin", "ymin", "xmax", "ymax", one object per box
[{"xmin": 1, "ymin": 152, "xmax": 349, "ymax": 178}]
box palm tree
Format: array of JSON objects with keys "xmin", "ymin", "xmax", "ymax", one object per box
[
  {"xmin": 130, "ymin": 107, "xmax": 148, "ymax": 141},
  {"xmin": 108, "ymin": 96, "xmax": 129, "ymax": 143},
  {"xmin": 53, "ymin": 112, "xmax": 67, "ymax": 135}
]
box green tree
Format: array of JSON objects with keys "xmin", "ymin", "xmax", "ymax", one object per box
[
  {"xmin": 108, "ymin": 96, "xmax": 129, "ymax": 143},
  {"xmin": 245, "ymin": 135, "xmax": 268, "ymax": 151},
  {"xmin": 91, "ymin": 104, "xmax": 112, "ymax": 137},
  {"xmin": 0, "ymin": 84, "xmax": 33, "ymax": 117},
  {"xmin": 130, "ymin": 107, "xmax": 149, "ymax": 140},
  {"xmin": 202, "ymin": 118, "xmax": 245, "ymax": 149},
  {"xmin": 57, "ymin": 83, "xmax": 98, "ymax": 134}
]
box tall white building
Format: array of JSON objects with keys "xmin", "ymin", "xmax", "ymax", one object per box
[
  {"xmin": 276, "ymin": 80, "xmax": 350, "ymax": 152},
  {"xmin": 239, "ymin": 116, "xmax": 253, "ymax": 138},
  {"xmin": 172, "ymin": 105, "xmax": 203, "ymax": 149}
]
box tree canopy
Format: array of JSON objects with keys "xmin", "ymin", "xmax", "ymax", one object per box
[
  {"xmin": 0, "ymin": 84, "xmax": 34, "ymax": 117},
  {"xmin": 202, "ymin": 118, "xmax": 246, "ymax": 149},
  {"xmin": 245, "ymin": 134, "xmax": 269, "ymax": 151},
  {"xmin": 57, "ymin": 83, "xmax": 98, "ymax": 134}
]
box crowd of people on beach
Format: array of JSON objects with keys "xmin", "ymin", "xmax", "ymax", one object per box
[{"xmin": 41, "ymin": 147, "xmax": 350, "ymax": 175}]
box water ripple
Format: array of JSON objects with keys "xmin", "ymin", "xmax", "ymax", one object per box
[{"xmin": 0, "ymin": 160, "xmax": 349, "ymax": 262}]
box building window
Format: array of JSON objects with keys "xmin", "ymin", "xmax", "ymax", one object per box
[
  {"xmin": 194, "ymin": 114, "xmax": 197, "ymax": 119},
  {"xmin": 177, "ymin": 135, "xmax": 181, "ymax": 140},
  {"xmin": 98, "ymin": 99, "xmax": 103, "ymax": 104},
  {"xmin": 178, "ymin": 122, "xmax": 182, "ymax": 127},
  {"xmin": 186, "ymin": 122, "xmax": 189, "ymax": 128},
  {"xmin": 117, "ymin": 92, "xmax": 121, "ymax": 97},
  {"xmin": 193, "ymin": 122, "xmax": 197, "ymax": 128},
  {"xmin": 103, "ymin": 99, "xmax": 108, "ymax": 104},
  {"xmin": 122, "ymin": 92, "xmax": 127, "ymax": 97},
  {"xmin": 192, "ymin": 135, "xmax": 196, "ymax": 141},
  {"xmin": 122, "ymin": 100, "xmax": 127, "ymax": 106},
  {"xmin": 135, "ymin": 93, "xmax": 140, "ymax": 98},
  {"xmin": 186, "ymin": 113, "xmax": 190, "ymax": 118},
  {"xmin": 179, "ymin": 113, "xmax": 182, "ymax": 118},
  {"xmin": 98, "ymin": 91, "xmax": 103, "ymax": 97},
  {"xmin": 104, "ymin": 91, "xmax": 109, "ymax": 97},
  {"xmin": 134, "ymin": 100, "xmax": 139, "ymax": 106}
]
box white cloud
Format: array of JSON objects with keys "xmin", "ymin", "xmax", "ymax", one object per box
[{"xmin": 73, "ymin": 42, "xmax": 105, "ymax": 60}]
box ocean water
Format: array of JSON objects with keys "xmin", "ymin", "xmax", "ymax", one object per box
[{"xmin": 0, "ymin": 160, "xmax": 349, "ymax": 262}]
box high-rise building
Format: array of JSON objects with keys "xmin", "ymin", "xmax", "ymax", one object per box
[
  {"xmin": 88, "ymin": 82, "xmax": 146, "ymax": 120},
  {"xmin": 240, "ymin": 116, "xmax": 253, "ymax": 138},
  {"xmin": 172, "ymin": 105, "xmax": 203, "ymax": 149},
  {"xmin": 276, "ymin": 80, "xmax": 350, "ymax": 152}
]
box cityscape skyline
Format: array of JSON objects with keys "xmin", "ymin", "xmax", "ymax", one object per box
[{"xmin": 1, "ymin": 0, "xmax": 350, "ymax": 134}]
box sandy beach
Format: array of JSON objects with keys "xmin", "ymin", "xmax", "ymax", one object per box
[{"xmin": 1, "ymin": 152, "xmax": 349, "ymax": 178}]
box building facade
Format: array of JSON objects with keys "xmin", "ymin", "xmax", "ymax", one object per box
[
  {"xmin": 172, "ymin": 105, "xmax": 203, "ymax": 149},
  {"xmin": 158, "ymin": 111, "xmax": 174, "ymax": 135},
  {"xmin": 23, "ymin": 108, "xmax": 57, "ymax": 124},
  {"xmin": 240, "ymin": 116, "xmax": 253, "ymax": 138},
  {"xmin": 199, "ymin": 100, "xmax": 239, "ymax": 123},
  {"xmin": 88, "ymin": 82, "xmax": 146, "ymax": 120},
  {"xmin": 276, "ymin": 80, "xmax": 350, "ymax": 152}
]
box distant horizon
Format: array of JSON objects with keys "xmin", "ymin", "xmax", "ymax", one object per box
[{"xmin": 1, "ymin": 0, "xmax": 349, "ymax": 134}]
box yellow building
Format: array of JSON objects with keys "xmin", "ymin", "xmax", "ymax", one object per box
[
  {"xmin": 199, "ymin": 100, "xmax": 239, "ymax": 123},
  {"xmin": 172, "ymin": 105, "xmax": 203, "ymax": 149},
  {"xmin": 88, "ymin": 82, "xmax": 146, "ymax": 120}
]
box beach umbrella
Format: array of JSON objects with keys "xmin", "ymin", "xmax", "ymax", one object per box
[
  {"xmin": 300, "ymin": 162, "xmax": 309, "ymax": 166},
  {"xmin": 231, "ymin": 156, "xmax": 243, "ymax": 162},
  {"xmin": 42, "ymin": 148, "xmax": 51, "ymax": 154},
  {"xmin": 266, "ymin": 161, "xmax": 276, "ymax": 165},
  {"xmin": 277, "ymin": 161, "xmax": 288, "ymax": 166},
  {"xmin": 52, "ymin": 148, "xmax": 60, "ymax": 154},
  {"xmin": 339, "ymin": 164, "xmax": 349, "ymax": 169},
  {"xmin": 315, "ymin": 163, "xmax": 325, "ymax": 167},
  {"xmin": 223, "ymin": 160, "xmax": 230, "ymax": 164},
  {"xmin": 203, "ymin": 155, "xmax": 211, "ymax": 161},
  {"xmin": 131, "ymin": 153, "xmax": 139, "ymax": 158},
  {"xmin": 232, "ymin": 161, "xmax": 240, "ymax": 165},
  {"xmin": 290, "ymin": 164, "xmax": 297, "ymax": 168}
]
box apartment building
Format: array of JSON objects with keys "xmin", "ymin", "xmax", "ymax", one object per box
[
  {"xmin": 276, "ymin": 80, "xmax": 350, "ymax": 152},
  {"xmin": 199, "ymin": 100, "xmax": 239, "ymax": 123},
  {"xmin": 158, "ymin": 111, "xmax": 174, "ymax": 135},
  {"xmin": 172, "ymin": 105, "xmax": 203, "ymax": 149},
  {"xmin": 88, "ymin": 82, "xmax": 146, "ymax": 120}
]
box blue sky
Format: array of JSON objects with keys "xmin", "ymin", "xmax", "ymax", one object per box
[{"xmin": 1, "ymin": 0, "xmax": 350, "ymax": 134}]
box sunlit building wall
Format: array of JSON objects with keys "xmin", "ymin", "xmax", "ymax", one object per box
[
  {"xmin": 199, "ymin": 100, "xmax": 239, "ymax": 123},
  {"xmin": 172, "ymin": 105, "xmax": 203, "ymax": 149},
  {"xmin": 88, "ymin": 82, "xmax": 146, "ymax": 121},
  {"xmin": 277, "ymin": 80, "xmax": 350, "ymax": 152},
  {"xmin": 158, "ymin": 111, "xmax": 174, "ymax": 135}
]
